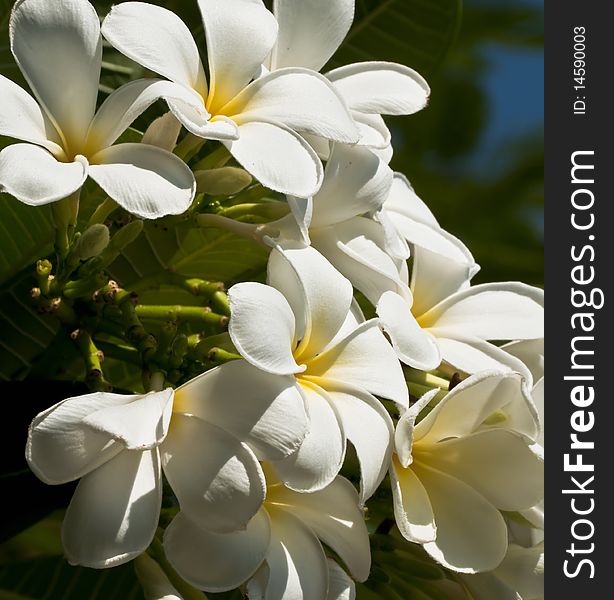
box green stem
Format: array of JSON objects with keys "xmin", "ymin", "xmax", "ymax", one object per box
[
  {"xmin": 192, "ymin": 145, "xmax": 230, "ymax": 170},
  {"xmin": 174, "ymin": 133, "xmax": 206, "ymax": 161},
  {"xmin": 196, "ymin": 213, "xmax": 271, "ymax": 246},
  {"xmin": 148, "ymin": 535, "xmax": 208, "ymax": 600},
  {"xmin": 72, "ymin": 329, "xmax": 111, "ymax": 391},
  {"xmin": 218, "ymin": 202, "xmax": 288, "ymax": 220},
  {"xmin": 136, "ymin": 304, "xmax": 229, "ymax": 331}
]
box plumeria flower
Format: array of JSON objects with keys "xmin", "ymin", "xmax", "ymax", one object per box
[
  {"xmin": 0, "ymin": 0, "xmax": 196, "ymax": 218},
  {"xmin": 461, "ymin": 541, "xmax": 544, "ymax": 600},
  {"xmin": 163, "ymin": 468, "xmax": 370, "ymax": 599},
  {"xmin": 101, "ymin": 0, "xmax": 360, "ymax": 198},
  {"xmin": 312, "ymin": 195, "xmax": 543, "ymax": 373},
  {"xmin": 227, "ymin": 243, "xmax": 408, "ymax": 502},
  {"xmin": 25, "ymin": 370, "xmax": 309, "ymax": 568},
  {"xmin": 390, "ymin": 371, "xmax": 544, "ymax": 573},
  {"xmin": 266, "ymin": 0, "xmax": 430, "ymax": 160},
  {"xmin": 503, "ymin": 338, "xmax": 545, "ymax": 547}
]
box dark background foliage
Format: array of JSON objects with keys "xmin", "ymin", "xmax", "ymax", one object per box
[{"xmin": 0, "ymin": 0, "xmax": 543, "ymax": 597}]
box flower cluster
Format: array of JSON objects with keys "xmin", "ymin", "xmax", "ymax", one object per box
[{"xmin": 2, "ymin": 0, "xmax": 544, "ymax": 598}]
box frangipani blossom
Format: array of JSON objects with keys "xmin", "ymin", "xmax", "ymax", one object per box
[
  {"xmin": 0, "ymin": 0, "xmax": 196, "ymax": 218},
  {"xmin": 391, "ymin": 371, "xmax": 544, "ymax": 573},
  {"xmin": 102, "ymin": 0, "xmax": 359, "ymax": 198},
  {"xmin": 228, "ymin": 243, "xmax": 408, "ymax": 501},
  {"xmin": 267, "ymin": 0, "xmax": 430, "ymax": 158},
  {"xmin": 25, "ymin": 371, "xmax": 308, "ymax": 568},
  {"xmin": 310, "ymin": 186, "xmax": 543, "ymax": 373},
  {"xmin": 164, "ymin": 469, "xmax": 370, "ymax": 599}
]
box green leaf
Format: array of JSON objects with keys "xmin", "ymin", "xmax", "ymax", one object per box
[
  {"xmin": 326, "ymin": 0, "xmax": 462, "ymax": 75},
  {"xmin": 108, "ymin": 219, "xmax": 268, "ymax": 288},
  {"xmin": 0, "ymin": 556, "xmax": 144, "ymax": 600},
  {"xmin": 0, "ymin": 268, "xmax": 60, "ymax": 381}
]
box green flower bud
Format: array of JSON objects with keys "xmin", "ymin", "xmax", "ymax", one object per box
[
  {"xmin": 73, "ymin": 224, "xmax": 110, "ymax": 260},
  {"xmin": 195, "ymin": 167, "xmax": 252, "ymax": 196}
]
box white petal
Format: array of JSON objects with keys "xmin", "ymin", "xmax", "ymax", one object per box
[
  {"xmin": 415, "ymin": 371, "xmax": 537, "ymax": 444},
  {"xmin": 62, "ymin": 449, "xmax": 161, "ymax": 568},
  {"xmin": 26, "ymin": 391, "xmax": 135, "ymax": 485},
  {"xmin": 164, "ymin": 510, "xmax": 270, "ymax": 592},
  {"xmin": 10, "ymin": 0, "xmax": 102, "ymax": 151},
  {"xmin": 384, "ymin": 172, "xmax": 438, "ymax": 226},
  {"xmin": 391, "ymin": 214, "xmax": 476, "ymax": 281},
  {"xmin": 326, "ymin": 560, "xmax": 356, "ymax": 600},
  {"xmin": 394, "ymin": 388, "xmax": 440, "ymax": 468},
  {"xmin": 167, "ymin": 100, "xmax": 238, "ymax": 141},
  {"xmin": 371, "ymin": 143, "xmax": 394, "ymax": 164},
  {"xmin": 411, "ymin": 244, "xmax": 479, "ymax": 317},
  {"xmin": 327, "ymin": 62, "xmax": 430, "ymax": 115},
  {"xmin": 305, "ymin": 319, "xmax": 409, "ymax": 408},
  {"xmin": 228, "ymin": 282, "xmax": 302, "ymax": 375},
  {"xmin": 198, "ymin": 0, "xmax": 278, "ymax": 112},
  {"xmin": 419, "ymin": 282, "xmax": 544, "ymax": 340},
  {"xmin": 390, "ymin": 460, "xmax": 436, "ymax": 544},
  {"xmin": 267, "ymin": 244, "xmax": 353, "ymax": 360},
  {"xmin": 161, "ymin": 414, "xmax": 266, "ymax": 533},
  {"xmin": 87, "ymin": 79, "xmax": 208, "ymax": 153},
  {"xmin": 271, "ymin": 0, "xmax": 354, "ymax": 71},
  {"xmin": 286, "ymin": 196, "xmax": 313, "ymax": 245},
  {"xmin": 0, "ymin": 144, "xmax": 87, "ymax": 206},
  {"xmin": 82, "ymin": 389, "xmax": 174, "ymax": 451},
  {"xmin": 264, "ymin": 505, "xmax": 329, "ymax": 600},
  {"xmin": 142, "ymin": 112, "xmax": 182, "ymax": 151},
  {"xmin": 0, "ymin": 75, "xmax": 62, "ymax": 153},
  {"xmin": 326, "ymin": 382, "xmax": 394, "ymax": 504},
  {"xmin": 174, "ymin": 360, "xmax": 308, "ymax": 461},
  {"xmin": 311, "ymin": 217, "xmax": 410, "ymax": 306},
  {"xmin": 225, "ymin": 120, "xmax": 323, "ymax": 197},
  {"xmin": 310, "ymin": 144, "xmax": 393, "ymax": 229},
  {"xmin": 416, "ymin": 464, "xmax": 508, "ymax": 573},
  {"xmin": 272, "ymin": 383, "xmax": 345, "ymax": 492},
  {"xmin": 101, "ymin": 2, "xmax": 207, "ymax": 95},
  {"xmin": 88, "ymin": 143, "xmax": 195, "ymax": 219},
  {"xmin": 428, "ymin": 430, "xmax": 544, "ymax": 511},
  {"xmin": 268, "ymin": 477, "xmax": 371, "ymax": 582},
  {"xmin": 222, "ymin": 68, "xmax": 359, "ymax": 144},
  {"xmin": 373, "ymin": 208, "xmax": 410, "ymax": 261},
  {"xmin": 377, "ymin": 291, "xmax": 441, "ymax": 370},
  {"xmin": 325, "ymin": 298, "xmax": 367, "ymax": 352},
  {"xmin": 352, "ymin": 112, "xmax": 391, "ymax": 149},
  {"xmin": 496, "ymin": 542, "xmax": 544, "ymax": 600},
  {"xmin": 502, "ymin": 339, "xmax": 545, "ymax": 385},
  {"xmin": 433, "ymin": 333, "xmax": 534, "ymax": 379},
  {"xmin": 302, "ymin": 133, "xmax": 332, "ymax": 161}
]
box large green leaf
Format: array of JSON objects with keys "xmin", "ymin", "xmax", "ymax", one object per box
[
  {"xmin": 0, "ymin": 556, "xmax": 144, "ymax": 600},
  {"xmin": 326, "ymin": 0, "xmax": 462, "ymax": 75}
]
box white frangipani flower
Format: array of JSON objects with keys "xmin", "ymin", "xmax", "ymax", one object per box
[
  {"xmin": 391, "ymin": 371, "xmax": 543, "ymax": 573},
  {"xmin": 0, "ymin": 0, "xmax": 196, "ymax": 219},
  {"xmin": 310, "ymin": 185, "xmax": 543, "ymax": 373},
  {"xmin": 227, "ymin": 243, "xmax": 408, "ymax": 501},
  {"xmin": 101, "ymin": 0, "xmax": 360, "ymax": 198},
  {"xmin": 267, "ymin": 0, "xmax": 430, "ymax": 158},
  {"xmin": 164, "ymin": 469, "xmax": 370, "ymax": 599},
  {"xmin": 25, "ymin": 369, "xmax": 309, "ymax": 568}
]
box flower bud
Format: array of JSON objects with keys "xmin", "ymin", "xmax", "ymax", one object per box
[
  {"xmin": 195, "ymin": 167, "xmax": 252, "ymax": 196},
  {"xmin": 73, "ymin": 224, "xmax": 110, "ymax": 260}
]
